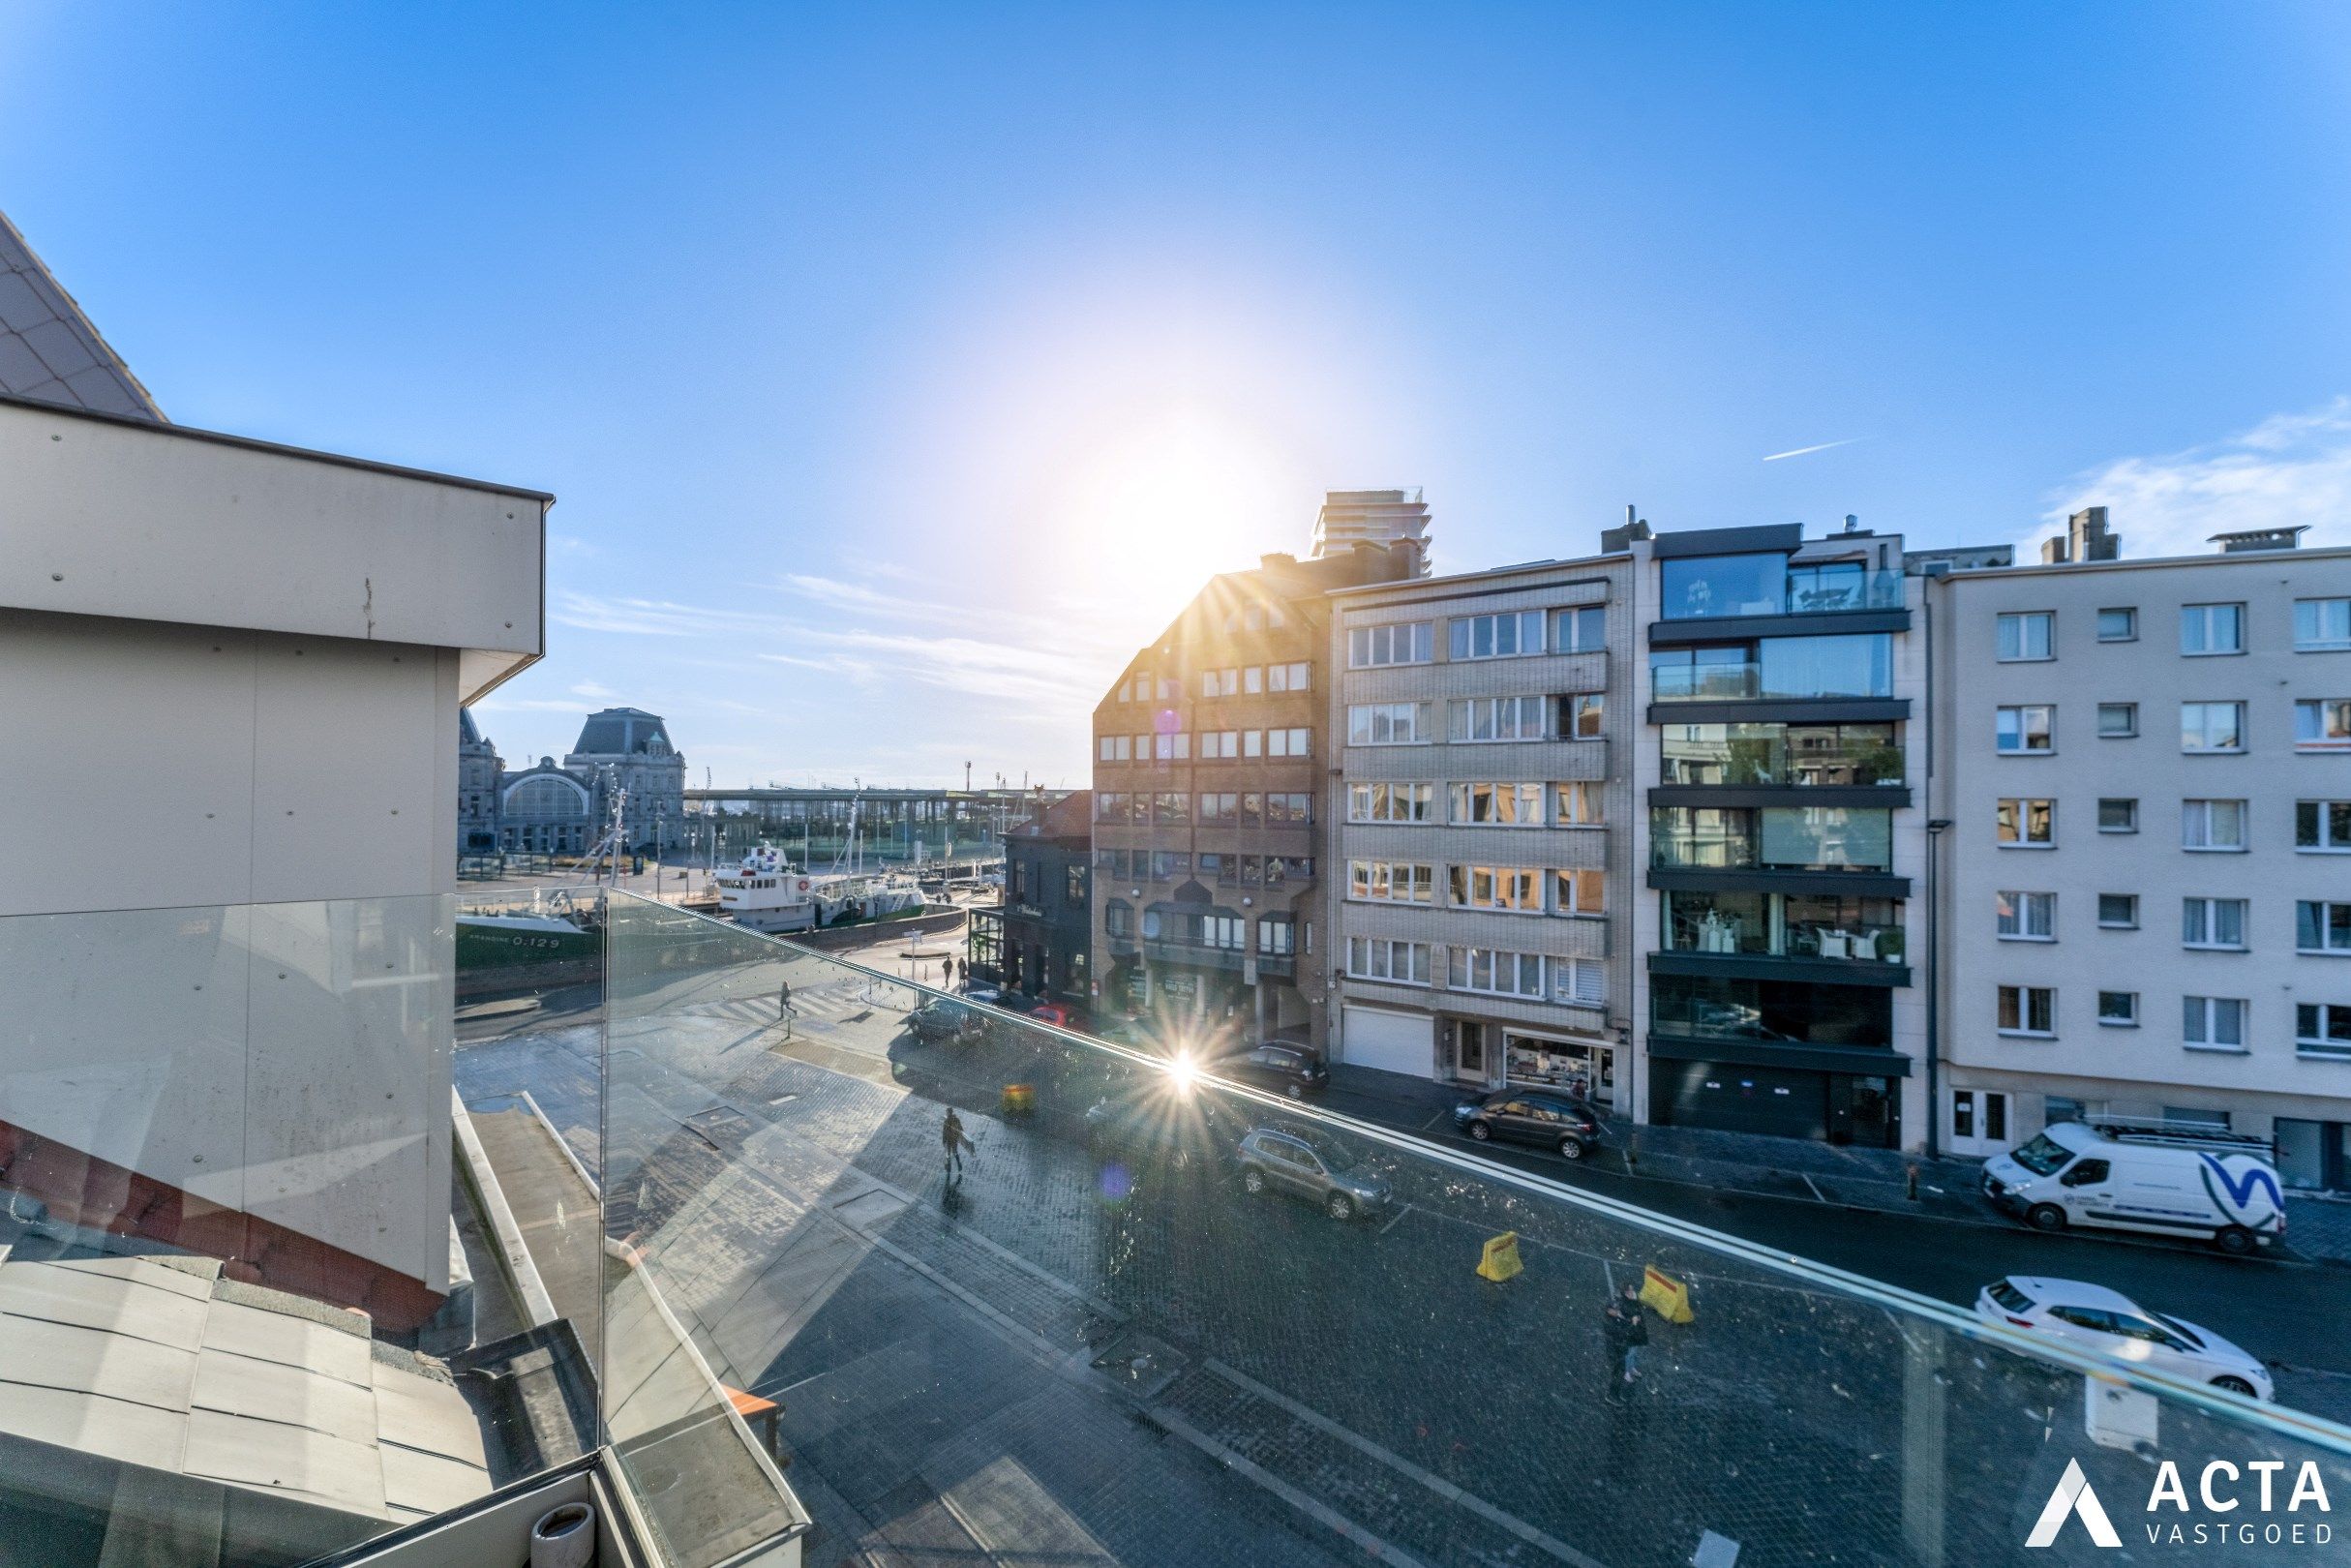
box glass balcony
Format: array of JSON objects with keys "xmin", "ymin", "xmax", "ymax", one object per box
[
  {"xmin": 1664, "ymin": 889, "xmax": 1908, "ymax": 964},
  {"xmin": 1650, "ymin": 805, "xmax": 1896, "ymax": 873},
  {"xmin": 1659, "ymin": 555, "xmax": 1904, "ymax": 620},
  {"xmin": 1661, "ymin": 721, "xmax": 1906, "ymax": 787},
  {"xmin": 1651, "ymin": 635, "xmax": 1895, "ymax": 704}
]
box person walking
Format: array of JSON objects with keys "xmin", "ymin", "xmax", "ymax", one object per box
[
  {"xmin": 1602, "ymin": 1284, "xmax": 1648, "ymax": 1406},
  {"xmin": 942, "ymin": 955, "xmax": 957, "ymax": 990},
  {"xmin": 941, "ymin": 1106, "xmax": 975, "ymax": 1186},
  {"xmin": 777, "ymin": 978, "xmax": 793, "ymax": 1021}
]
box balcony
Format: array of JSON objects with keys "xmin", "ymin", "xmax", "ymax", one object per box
[
  {"xmin": 1657, "ymin": 889, "xmax": 1910, "ymax": 985},
  {"xmin": 1655, "ymin": 720, "xmax": 1910, "ymax": 808},
  {"xmin": 1649, "ymin": 554, "xmax": 1910, "ymax": 643}
]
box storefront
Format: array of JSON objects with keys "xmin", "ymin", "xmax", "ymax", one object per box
[
  {"xmin": 1502, "ymin": 1028, "xmax": 1619, "ymax": 1113},
  {"xmin": 1648, "ymin": 1048, "xmax": 1905, "ymax": 1148}
]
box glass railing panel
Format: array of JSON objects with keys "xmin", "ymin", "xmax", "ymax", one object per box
[
  {"xmin": 1649, "ymin": 660, "xmax": 1762, "ymax": 701},
  {"xmin": 1660, "ymin": 722, "xmax": 1907, "ymax": 786},
  {"xmin": 1, "ymin": 895, "xmax": 599, "ymax": 1568},
  {"xmin": 597, "ymin": 890, "xmax": 2351, "ymax": 1568}
]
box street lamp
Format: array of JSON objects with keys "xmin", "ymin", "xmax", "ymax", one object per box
[{"xmin": 1924, "ymin": 818, "xmax": 1953, "ymax": 1160}]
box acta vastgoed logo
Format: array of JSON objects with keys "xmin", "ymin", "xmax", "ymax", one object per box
[{"xmin": 2027, "ymin": 1455, "xmax": 2335, "ymax": 1550}]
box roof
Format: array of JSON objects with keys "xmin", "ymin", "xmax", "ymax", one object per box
[
  {"xmin": 569, "ymin": 707, "xmax": 676, "ymax": 758},
  {"xmin": 1011, "ymin": 789, "xmax": 1093, "ymax": 841},
  {"xmin": 459, "ymin": 708, "xmax": 482, "ymax": 746},
  {"xmin": 0, "ymin": 209, "xmax": 164, "ymax": 421}
]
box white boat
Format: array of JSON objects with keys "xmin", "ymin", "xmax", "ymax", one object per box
[{"xmin": 715, "ymin": 843, "xmax": 820, "ymax": 933}]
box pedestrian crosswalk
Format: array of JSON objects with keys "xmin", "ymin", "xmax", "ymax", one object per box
[{"xmin": 670, "ymin": 982, "xmax": 925, "ymax": 1031}]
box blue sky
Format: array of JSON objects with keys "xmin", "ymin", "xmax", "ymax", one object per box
[{"xmin": 7, "ymin": 3, "xmax": 2349, "ymax": 786}]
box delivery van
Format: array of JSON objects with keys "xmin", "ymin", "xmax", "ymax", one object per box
[{"xmin": 1981, "ymin": 1119, "xmax": 2285, "ymax": 1255}]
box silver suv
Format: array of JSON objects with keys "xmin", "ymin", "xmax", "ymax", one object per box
[{"xmin": 1236, "ymin": 1127, "xmax": 1391, "ymax": 1221}]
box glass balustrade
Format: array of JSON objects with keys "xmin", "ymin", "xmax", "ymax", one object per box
[{"xmin": 1661, "ymin": 721, "xmax": 1907, "ymax": 786}]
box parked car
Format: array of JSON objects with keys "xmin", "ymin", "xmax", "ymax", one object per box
[
  {"xmin": 1225, "ymin": 1044, "xmax": 1329, "ymax": 1100},
  {"xmin": 1451, "ymin": 1089, "xmax": 1604, "ymax": 1160},
  {"xmin": 1084, "ymin": 1083, "xmax": 1242, "ymax": 1170},
  {"xmin": 1236, "ymin": 1127, "xmax": 1390, "ymax": 1221},
  {"xmin": 1981, "ymin": 1120, "xmax": 2284, "ymax": 1254},
  {"xmin": 1974, "ymin": 1275, "xmax": 2274, "ymax": 1401},
  {"xmin": 1027, "ymin": 1002, "xmax": 1076, "ymax": 1029}
]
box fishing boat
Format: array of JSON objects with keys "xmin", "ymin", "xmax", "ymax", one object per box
[{"xmin": 716, "ymin": 797, "xmax": 952, "ymax": 935}]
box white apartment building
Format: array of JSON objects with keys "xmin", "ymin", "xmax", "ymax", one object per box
[{"xmin": 1930, "ymin": 521, "xmax": 2351, "ymax": 1191}]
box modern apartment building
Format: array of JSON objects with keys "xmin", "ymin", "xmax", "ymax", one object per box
[
  {"xmin": 1090, "ymin": 545, "xmax": 1420, "ymax": 1045},
  {"xmin": 1311, "ymin": 487, "xmax": 1432, "ymax": 572},
  {"xmin": 1322, "ymin": 556, "xmax": 1635, "ymax": 1101},
  {"xmin": 1930, "ymin": 517, "xmax": 2351, "ymax": 1190},
  {"xmin": 1625, "ymin": 521, "xmax": 1934, "ymax": 1148}
]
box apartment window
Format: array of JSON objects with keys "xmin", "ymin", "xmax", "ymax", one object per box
[
  {"xmin": 1153, "ymin": 732, "xmax": 1191, "ymax": 761},
  {"xmin": 1447, "ymin": 865, "xmax": 1543, "ymax": 914},
  {"xmin": 1239, "ymin": 793, "xmax": 1262, "ymax": 826},
  {"xmin": 1553, "ymin": 781, "xmax": 1604, "ymax": 826},
  {"xmin": 1552, "ymin": 956, "xmax": 1606, "ymax": 1008},
  {"xmin": 1349, "ymin": 860, "xmax": 1432, "ymax": 903},
  {"xmin": 2181, "ymin": 701, "xmax": 2246, "ymax": 753},
  {"xmin": 2296, "ymin": 598, "xmax": 2351, "ymax": 651},
  {"xmin": 1347, "ymin": 782, "xmax": 1432, "ymax": 824},
  {"xmin": 2184, "ymin": 995, "xmax": 2247, "ymax": 1052},
  {"xmin": 1996, "ymin": 891, "xmax": 2055, "ymax": 941},
  {"xmin": 1552, "ymin": 604, "xmax": 1606, "ymax": 653},
  {"xmin": 1447, "ymin": 947, "xmax": 1547, "ymax": 1000},
  {"xmin": 1349, "ymin": 621, "xmax": 1433, "ymax": 668},
  {"xmin": 2300, "ymin": 800, "xmax": 2351, "ymax": 852},
  {"xmin": 2098, "ymin": 991, "xmax": 2139, "ymax": 1027},
  {"xmin": 2182, "ymin": 897, "xmax": 2247, "ymax": 950},
  {"xmin": 1348, "ymin": 703, "xmax": 1432, "ymax": 745},
  {"xmin": 2097, "ymin": 893, "xmax": 2139, "ymax": 929},
  {"xmin": 1098, "ymin": 735, "xmax": 1131, "ymax": 762},
  {"xmin": 1242, "ymin": 665, "xmax": 1264, "ymax": 694},
  {"xmin": 2298, "ymin": 1004, "xmax": 2351, "ymax": 1059},
  {"xmin": 2295, "ymin": 698, "xmax": 2351, "ymax": 751},
  {"xmin": 1346, "ymin": 936, "xmax": 1431, "ymax": 985},
  {"xmin": 1193, "ymin": 731, "xmax": 1236, "ymax": 759},
  {"xmin": 1095, "ymin": 792, "xmax": 1129, "ymax": 824},
  {"xmin": 2096, "ymin": 703, "xmax": 2137, "ymax": 739},
  {"xmin": 1996, "ymin": 798, "xmax": 2054, "ymax": 847},
  {"xmin": 2097, "ymin": 799, "xmax": 2138, "ymax": 833},
  {"xmin": 1998, "ymin": 985, "xmax": 2056, "ymax": 1037},
  {"xmin": 1132, "ymin": 732, "xmax": 1151, "ymax": 758},
  {"xmin": 1256, "ymin": 919, "xmax": 1295, "ymax": 955},
  {"xmin": 1199, "ymin": 668, "xmax": 1238, "ymax": 698},
  {"xmin": 1449, "ymin": 695, "xmax": 1548, "ymax": 742},
  {"xmin": 1997, "ymin": 612, "xmax": 2054, "ymax": 662},
  {"xmin": 1661, "ymin": 553, "xmax": 1789, "ymax": 618},
  {"xmin": 2096, "ymin": 607, "xmax": 2137, "ymax": 643},
  {"xmin": 1449, "ymin": 610, "xmax": 1545, "ymax": 660},
  {"xmin": 1996, "ymin": 706, "xmax": 2054, "ymax": 754},
  {"xmin": 1198, "ymin": 792, "xmax": 1237, "ymax": 825},
  {"xmin": 1561, "ymin": 692, "xmax": 1604, "ymax": 739},
  {"xmin": 1151, "ymin": 851, "xmax": 1191, "ymax": 880},
  {"xmin": 1152, "ymin": 792, "xmax": 1189, "ymax": 825},
  {"xmin": 1450, "ymin": 782, "xmax": 1544, "ymax": 826},
  {"xmin": 1552, "ymin": 868, "xmax": 1605, "ymax": 917},
  {"xmin": 1266, "ymin": 792, "xmax": 1313, "ymax": 826},
  {"xmin": 2181, "ymin": 602, "xmax": 2245, "ymax": 656},
  {"xmin": 1266, "ymin": 727, "xmax": 1311, "ymax": 758},
  {"xmin": 2299, "ymin": 901, "xmax": 2351, "ymax": 954},
  {"xmin": 1271, "ymin": 661, "xmax": 1311, "ymax": 692},
  {"xmin": 1241, "ymin": 730, "xmax": 1263, "ymax": 758},
  {"xmin": 2183, "ymin": 798, "xmax": 2247, "ymax": 851}
]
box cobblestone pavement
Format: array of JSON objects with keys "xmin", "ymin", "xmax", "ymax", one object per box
[{"xmin": 459, "ymin": 951, "xmax": 2351, "ymax": 1567}]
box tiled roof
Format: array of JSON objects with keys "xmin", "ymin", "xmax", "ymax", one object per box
[{"xmin": 0, "ymin": 209, "xmax": 165, "ymax": 421}]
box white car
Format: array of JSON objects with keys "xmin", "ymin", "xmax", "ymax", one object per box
[{"xmin": 1974, "ymin": 1275, "xmax": 2274, "ymax": 1402}]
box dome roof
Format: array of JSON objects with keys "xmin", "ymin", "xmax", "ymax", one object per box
[
  {"xmin": 459, "ymin": 707, "xmax": 482, "ymax": 745},
  {"xmin": 571, "ymin": 707, "xmax": 676, "ymax": 758}
]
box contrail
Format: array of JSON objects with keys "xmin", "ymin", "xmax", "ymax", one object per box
[{"xmin": 1763, "ymin": 437, "xmax": 1866, "ymax": 462}]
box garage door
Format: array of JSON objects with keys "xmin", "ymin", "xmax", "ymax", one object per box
[
  {"xmin": 1341, "ymin": 1006, "xmax": 1434, "ymax": 1078},
  {"xmin": 1653, "ymin": 1060, "xmax": 1827, "ymax": 1141}
]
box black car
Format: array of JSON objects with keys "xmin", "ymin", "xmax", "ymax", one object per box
[
  {"xmin": 906, "ymin": 998, "xmax": 980, "ymax": 1044},
  {"xmin": 1226, "ymin": 1044, "xmax": 1329, "ymax": 1100},
  {"xmin": 1452, "ymin": 1089, "xmax": 1604, "ymax": 1160}
]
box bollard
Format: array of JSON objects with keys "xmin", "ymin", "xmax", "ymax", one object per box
[{"xmin": 1907, "ymin": 1163, "xmax": 1920, "ymax": 1202}]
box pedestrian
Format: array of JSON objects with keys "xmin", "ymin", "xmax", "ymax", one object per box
[
  {"xmin": 941, "ymin": 1106, "xmax": 975, "ymax": 1186},
  {"xmin": 1602, "ymin": 1285, "xmax": 1648, "ymax": 1405},
  {"xmin": 942, "ymin": 955, "xmax": 957, "ymax": 990},
  {"xmin": 777, "ymin": 979, "xmax": 793, "ymax": 1022}
]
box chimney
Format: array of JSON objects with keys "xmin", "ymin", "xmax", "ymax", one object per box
[
  {"xmin": 1601, "ymin": 505, "xmax": 1652, "ymax": 554},
  {"xmin": 2208, "ymin": 527, "xmax": 2308, "ymax": 555},
  {"xmin": 2068, "ymin": 506, "xmax": 2119, "ymax": 561},
  {"xmin": 1843, "ymin": 513, "xmax": 1861, "ymax": 534},
  {"xmin": 2040, "ymin": 534, "xmax": 2069, "ymax": 564}
]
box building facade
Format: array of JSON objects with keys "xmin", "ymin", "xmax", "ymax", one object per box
[
  {"xmin": 1930, "ymin": 522, "xmax": 2351, "ymax": 1190},
  {"xmin": 1311, "ymin": 488, "xmax": 1432, "ymax": 574},
  {"xmin": 457, "ymin": 705, "xmax": 690, "ymax": 857},
  {"xmin": 999, "ymin": 790, "xmax": 1094, "ymax": 1006},
  {"xmin": 1090, "ymin": 547, "xmax": 1420, "ymax": 1049},
  {"xmin": 1322, "ymin": 556, "xmax": 1637, "ymax": 1105}
]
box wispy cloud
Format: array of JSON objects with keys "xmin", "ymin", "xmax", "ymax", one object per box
[
  {"xmin": 571, "ymin": 679, "xmax": 618, "ymax": 700},
  {"xmin": 2037, "ymin": 396, "xmax": 2351, "ymax": 558},
  {"xmin": 1763, "ymin": 437, "xmax": 1867, "ymax": 463},
  {"xmin": 779, "ymin": 573, "xmax": 966, "ymax": 623}
]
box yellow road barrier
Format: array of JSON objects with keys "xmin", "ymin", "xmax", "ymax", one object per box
[
  {"xmin": 1477, "ymin": 1230, "xmax": 1522, "ymax": 1282},
  {"xmin": 1640, "ymin": 1264, "xmax": 1694, "ymax": 1323}
]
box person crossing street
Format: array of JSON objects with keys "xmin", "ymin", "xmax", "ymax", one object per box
[{"xmin": 941, "ymin": 1105, "xmax": 976, "ymax": 1186}]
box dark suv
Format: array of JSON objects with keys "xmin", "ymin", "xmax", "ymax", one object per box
[
  {"xmin": 1452, "ymin": 1089, "xmax": 1604, "ymax": 1160},
  {"xmin": 1225, "ymin": 1044, "xmax": 1329, "ymax": 1100}
]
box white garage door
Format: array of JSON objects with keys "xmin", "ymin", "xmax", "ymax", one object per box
[{"xmin": 1341, "ymin": 1006, "xmax": 1433, "ymax": 1078}]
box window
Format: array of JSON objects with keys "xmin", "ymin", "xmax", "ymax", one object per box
[
  {"xmin": 1447, "ymin": 947, "xmax": 1546, "ymax": 999},
  {"xmin": 1198, "ymin": 731, "xmax": 1242, "ymax": 759},
  {"xmin": 1132, "ymin": 733, "xmax": 1151, "ymax": 758},
  {"xmin": 1349, "ymin": 860, "xmax": 1432, "ymax": 903},
  {"xmin": 1953, "ymin": 1091, "xmax": 1976, "ymax": 1140},
  {"xmin": 1998, "ymin": 985, "xmax": 2056, "ymax": 1036},
  {"xmin": 1552, "ymin": 957, "xmax": 1606, "ymax": 1008},
  {"xmin": 1997, "ymin": 612, "xmax": 2054, "ymax": 662},
  {"xmin": 1552, "ymin": 868, "xmax": 1605, "ymax": 917},
  {"xmin": 1273, "ymin": 661, "xmax": 1310, "ymax": 692},
  {"xmin": 2184, "ymin": 995, "xmax": 2246, "ymax": 1051},
  {"xmin": 2298, "ymin": 799, "xmax": 2351, "ymax": 852},
  {"xmin": 1660, "ymin": 553, "xmax": 1788, "ymax": 619},
  {"xmin": 1560, "ymin": 692, "xmax": 1604, "ymax": 739},
  {"xmin": 1449, "ymin": 610, "xmax": 1545, "ymax": 660},
  {"xmin": 1264, "ymin": 792, "xmax": 1312, "ymax": 826},
  {"xmin": 1349, "ymin": 621, "xmax": 1433, "ymax": 668},
  {"xmin": 1758, "ymin": 634, "xmax": 1893, "ymax": 699},
  {"xmin": 1348, "ymin": 703, "xmax": 1432, "ymax": 745},
  {"xmin": 2096, "ymin": 607, "xmax": 2138, "ymax": 643},
  {"xmin": 1450, "ymin": 782, "xmax": 1544, "ymax": 826},
  {"xmin": 2182, "ymin": 897, "xmax": 2247, "ymax": 950},
  {"xmin": 2097, "ymin": 798, "xmax": 2138, "ymax": 833},
  {"xmin": 1198, "ymin": 792, "xmax": 1238, "ymax": 824},
  {"xmin": 1449, "ymin": 696, "xmax": 1548, "ymax": 742},
  {"xmin": 2097, "ymin": 893, "xmax": 2139, "ymax": 929},
  {"xmin": 2295, "ymin": 699, "xmax": 2351, "ymax": 751},
  {"xmin": 1256, "ymin": 919, "xmax": 1295, "ymax": 955},
  {"xmin": 1153, "ymin": 731, "xmax": 1191, "ymax": 761},
  {"xmin": 1152, "ymin": 792, "xmax": 1189, "ymax": 825},
  {"xmin": 1997, "ymin": 798, "xmax": 2055, "ymax": 847},
  {"xmin": 2098, "ymin": 991, "xmax": 2139, "ymax": 1027},
  {"xmin": 2181, "ymin": 603, "xmax": 2245, "ymax": 656},
  {"xmin": 1242, "ymin": 665, "xmax": 1264, "ymax": 694},
  {"xmin": 1068, "ymin": 865, "xmax": 1088, "ymax": 904},
  {"xmin": 2298, "ymin": 1004, "xmax": 2351, "ymax": 1059},
  {"xmin": 1996, "ymin": 706, "xmax": 2054, "ymax": 754},
  {"xmin": 1239, "ymin": 793, "xmax": 1262, "ymax": 826},
  {"xmin": 2096, "ymin": 703, "xmax": 2137, "ymax": 739},
  {"xmin": 2298, "ymin": 901, "xmax": 2351, "ymax": 954},
  {"xmin": 1095, "ymin": 792, "xmax": 1129, "ymax": 823},
  {"xmin": 1347, "ymin": 782, "xmax": 1432, "ymax": 823},
  {"xmin": 1346, "ymin": 937, "xmax": 1431, "ymax": 985},
  {"xmin": 1446, "ymin": 865, "xmax": 1543, "ymax": 913},
  {"xmin": 1552, "ymin": 781, "xmax": 1604, "ymax": 825},
  {"xmin": 1997, "ymin": 891, "xmax": 2055, "ymax": 941},
  {"xmin": 1199, "ymin": 668, "xmax": 1237, "ymax": 698},
  {"xmin": 2181, "ymin": 701, "xmax": 2246, "ymax": 753},
  {"xmin": 2296, "ymin": 598, "xmax": 2351, "ymax": 651},
  {"xmin": 1266, "ymin": 727, "xmax": 1311, "ymax": 757},
  {"xmin": 1098, "ymin": 735, "xmax": 1131, "ymax": 762},
  {"xmin": 1552, "ymin": 604, "xmax": 1606, "ymax": 653},
  {"xmin": 2183, "ymin": 798, "xmax": 2246, "ymax": 851},
  {"xmin": 1241, "ymin": 730, "xmax": 1263, "ymax": 758},
  {"xmin": 1151, "ymin": 851, "xmax": 1191, "ymax": 880}
]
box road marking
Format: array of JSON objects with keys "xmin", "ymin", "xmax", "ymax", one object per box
[
  {"xmin": 1377, "ymin": 1202, "xmax": 1413, "ymax": 1236},
  {"xmin": 1800, "ymin": 1173, "xmax": 1827, "ymax": 1203}
]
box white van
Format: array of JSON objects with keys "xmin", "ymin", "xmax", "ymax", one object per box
[{"xmin": 1981, "ymin": 1120, "xmax": 2285, "ymax": 1255}]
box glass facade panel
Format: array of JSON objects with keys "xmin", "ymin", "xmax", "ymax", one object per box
[
  {"xmin": 1757, "ymin": 634, "xmax": 1894, "ymax": 699},
  {"xmin": 1660, "ymin": 721, "xmax": 1904, "ymax": 785},
  {"xmin": 1650, "ymin": 806, "xmax": 1895, "ymax": 872},
  {"xmin": 1650, "ymin": 973, "xmax": 1894, "ymax": 1045}
]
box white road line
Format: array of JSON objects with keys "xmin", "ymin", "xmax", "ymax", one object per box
[
  {"xmin": 1800, "ymin": 1173, "xmax": 1827, "ymax": 1203},
  {"xmin": 1376, "ymin": 1202, "xmax": 1413, "ymax": 1236}
]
